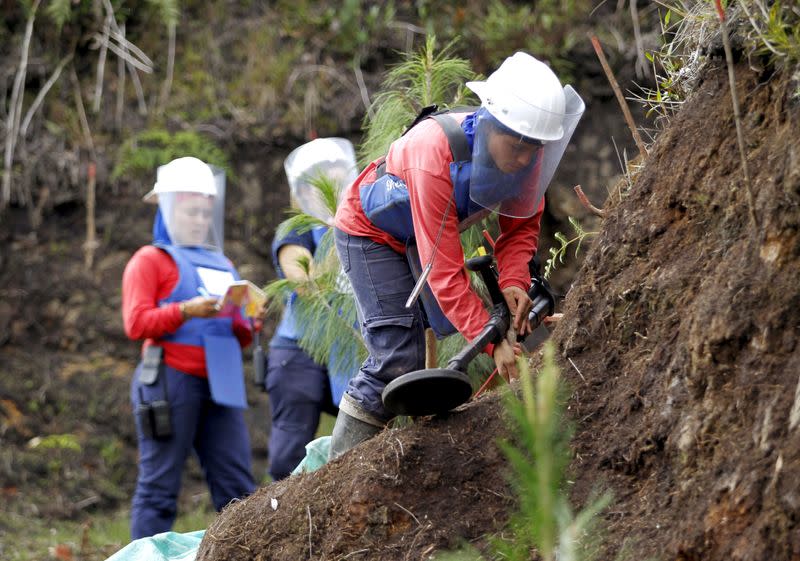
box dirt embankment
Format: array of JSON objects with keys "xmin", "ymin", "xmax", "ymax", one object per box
[
  {"xmin": 197, "ymin": 60, "xmax": 800, "ymax": 561},
  {"xmin": 559, "ymin": 60, "xmax": 800, "ymax": 560}
]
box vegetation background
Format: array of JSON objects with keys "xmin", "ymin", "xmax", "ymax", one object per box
[{"xmin": 6, "ymin": 0, "xmax": 797, "ymax": 560}]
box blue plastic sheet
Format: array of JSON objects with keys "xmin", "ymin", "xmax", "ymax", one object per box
[
  {"xmin": 291, "ymin": 436, "xmax": 331, "ymax": 475},
  {"xmin": 105, "ymin": 530, "xmax": 205, "ymax": 561}
]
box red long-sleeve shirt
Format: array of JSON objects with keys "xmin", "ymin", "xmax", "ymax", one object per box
[
  {"xmin": 336, "ymin": 115, "xmax": 542, "ymax": 349},
  {"xmin": 121, "ymin": 245, "xmax": 253, "ymax": 377}
]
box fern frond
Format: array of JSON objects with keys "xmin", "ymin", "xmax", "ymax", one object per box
[
  {"xmin": 544, "ymin": 217, "xmax": 598, "ymax": 279},
  {"xmin": 45, "ymin": 0, "xmax": 72, "ymax": 29},
  {"xmin": 568, "ymin": 216, "xmax": 584, "ymax": 236}
]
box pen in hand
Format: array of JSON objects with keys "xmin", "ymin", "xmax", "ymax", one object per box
[
  {"xmin": 190, "ymin": 287, "xmax": 222, "ymax": 315},
  {"xmin": 198, "ymin": 287, "xmax": 220, "ymax": 308}
]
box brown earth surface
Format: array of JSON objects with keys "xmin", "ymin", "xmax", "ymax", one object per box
[
  {"xmin": 196, "ymin": 59, "xmax": 800, "ymax": 561},
  {"xmin": 200, "ymin": 392, "xmax": 512, "ymax": 561},
  {"xmin": 559, "ymin": 59, "xmax": 800, "ymax": 560}
]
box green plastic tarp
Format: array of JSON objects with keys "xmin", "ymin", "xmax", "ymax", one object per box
[
  {"xmin": 104, "ymin": 530, "xmax": 205, "ymax": 561},
  {"xmin": 291, "ymin": 435, "xmax": 330, "ymax": 475}
]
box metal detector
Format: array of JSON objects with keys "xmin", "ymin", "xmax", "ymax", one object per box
[
  {"xmin": 381, "ymin": 253, "xmax": 558, "ymax": 417},
  {"xmin": 382, "ymin": 255, "xmax": 511, "ymax": 416}
]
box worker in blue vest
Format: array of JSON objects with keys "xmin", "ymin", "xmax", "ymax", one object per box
[
  {"xmin": 330, "ymin": 52, "xmax": 585, "ymax": 458},
  {"xmin": 122, "ymin": 157, "xmax": 256, "ymax": 538},
  {"xmin": 265, "ymin": 138, "xmax": 359, "ymax": 479}
]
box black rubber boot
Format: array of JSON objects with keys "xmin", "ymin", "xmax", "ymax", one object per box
[{"xmin": 328, "ymin": 394, "xmax": 384, "ymax": 460}]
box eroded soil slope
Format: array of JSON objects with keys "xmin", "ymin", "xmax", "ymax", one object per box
[
  {"xmin": 198, "ymin": 59, "xmax": 800, "ymax": 561},
  {"xmin": 558, "ymin": 60, "xmax": 800, "ymax": 560}
]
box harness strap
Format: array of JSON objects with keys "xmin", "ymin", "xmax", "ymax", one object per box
[
  {"xmin": 375, "ymin": 108, "xmax": 476, "ymax": 179},
  {"xmin": 375, "ymin": 158, "xmax": 388, "ymax": 178},
  {"xmin": 430, "ymin": 114, "xmax": 471, "ymax": 163}
]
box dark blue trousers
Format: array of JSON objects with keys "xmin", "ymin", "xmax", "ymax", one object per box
[
  {"xmin": 265, "ymin": 345, "xmax": 337, "ymax": 480},
  {"xmin": 129, "ymin": 364, "xmax": 255, "ymax": 540},
  {"xmin": 334, "ymin": 228, "xmax": 426, "ymax": 422}
]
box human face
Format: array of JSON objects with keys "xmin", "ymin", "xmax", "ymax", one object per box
[
  {"xmin": 486, "ymin": 131, "xmax": 542, "ymax": 174},
  {"xmin": 171, "ymin": 193, "xmax": 214, "ymax": 245}
]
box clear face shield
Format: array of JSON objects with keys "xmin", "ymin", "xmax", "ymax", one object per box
[
  {"xmin": 469, "ymin": 86, "xmax": 586, "ymax": 218},
  {"xmin": 284, "ymin": 138, "xmax": 358, "ymax": 224},
  {"xmin": 157, "ymin": 167, "xmax": 226, "ymax": 250}
]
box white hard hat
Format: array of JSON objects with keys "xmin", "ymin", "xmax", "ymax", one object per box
[
  {"xmin": 284, "ymin": 138, "xmax": 357, "ymax": 184},
  {"xmin": 143, "ymin": 156, "xmax": 218, "ymax": 203},
  {"xmin": 466, "ymin": 52, "xmax": 567, "ymax": 142},
  {"xmin": 284, "ymin": 138, "xmax": 358, "ymax": 222}
]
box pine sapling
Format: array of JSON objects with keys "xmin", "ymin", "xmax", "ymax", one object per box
[{"xmin": 494, "ymin": 343, "xmax": 611, "ymax": 561}]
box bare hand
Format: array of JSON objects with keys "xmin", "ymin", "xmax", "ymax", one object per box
[
  {"xmin": 502, "ymin": 286, "xmax": 533, "ymax": 337},
  {"xmin": 183, "ymin": 296, "xmax": 220, "ymax": 319},
  {"xmin": 492, "ymin": 339, "xmax": 520, "ymax": 382}
]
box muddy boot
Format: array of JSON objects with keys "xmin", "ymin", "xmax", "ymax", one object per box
[{"xmin": 329, "ymin": 394, "xmax": 385, "ymax": 460}]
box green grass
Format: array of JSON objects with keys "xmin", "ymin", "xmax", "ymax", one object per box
[
  {"xmin": 3, "ymin": 408, "xmax": 337, "ymax": 560},
  {"xmin": 316, "ymin": 412, "xmax": 337, "ymax": 439},
  {"xmin": 2, "ymin": 502, "xmax": 215, "ymax": 561}
]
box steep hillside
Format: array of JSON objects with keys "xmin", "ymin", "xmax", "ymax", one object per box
[
  {"xmin": 559, "ymin": 59, "xmax": 800, "ymax": 560},
  {"xmin": 197, "ymin": 59, "xmax": 800, "ymax": 561}
]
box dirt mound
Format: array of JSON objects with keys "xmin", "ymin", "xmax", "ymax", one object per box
[
  {"xmin": 558, "ymin": 60, "xmax": 800, "ymax": 560},
  {"xmin": 198, "ymin": 60, "xmax": 800, "ymax": 561},
  {"xmin": 198, "ymin": 391, "xmax": 512, "ymax": 561}
]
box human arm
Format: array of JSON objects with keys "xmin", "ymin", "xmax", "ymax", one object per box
[
  {"xmin": 272, "ymin": 226, "xmax": 317, "ymax": 279},
  {"xmin": 494, "ymin": 199, "xmax": 545, "ymax": 337},
  {"xmin": 396, "ymin": 118, "xmax": 499, "ymax": 356},
  {"xmin": 407, "ymin": 166, "xmax": 492, "ymax": 345},
  {"xmin": 492, "ymin": 338, "xmax": 521, "ymax": 381},
  {"xmin": 121, "ymin": 246, "xmax": 219, "ymax": 340}
]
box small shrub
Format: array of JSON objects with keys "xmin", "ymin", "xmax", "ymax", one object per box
[
  {"xmin": 111, "ymin": 129, "xmax": 230, "ymax": 183},
  {"xmin": 29, "ymin": 433, "xmax": 81, "ymax": 452},
  {"xmin": 743, "ymin": 0, "xmax": 800, "ymax": 96},
  {"xmin": 494, "ymin": 344, "xmax": 611, "ymax": 561},
  {"xmin": 358, "ymin": 35, "xmax": 477, "ymax": 165},
  {"xmin": 474, "ymin": 0, "xmax": 588, "ymax": 82}
]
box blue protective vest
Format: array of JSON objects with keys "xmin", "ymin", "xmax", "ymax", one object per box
[
  {"xmin": 273, "ymin": 226, "xmax": 328, "ymax": 341},
  {"xmin": 359, "ymin": 163, "xmax": 490, "ymax": 244},
  {"xmin": 357, "ymin": 113, "xmax": 490, "ymax": 337},
  {"xmin": 270, "ymin": 226, "xmax": 356, "ymax": 406},
  {"xmin": 358, "ymin": 112, "xmax": 489, "ymax": 244},
  {"xmin": 155, "ymin": 243, "xmax": 247, "ymax": 409},
  {"xmin": 156, "ymin": 244, "xmax": 241, "ymax": 345}
]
